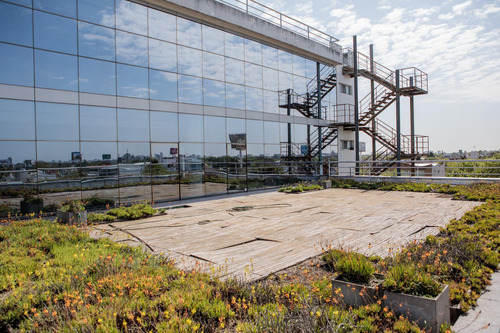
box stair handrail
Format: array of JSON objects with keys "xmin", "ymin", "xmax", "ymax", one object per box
[
  {"xmin": 342, "ymin": 48, "xmax": 395, "ymax": 86},
  {"xmin": 306, "ymin": 65, "xmax": 336, "ymax": 95}
]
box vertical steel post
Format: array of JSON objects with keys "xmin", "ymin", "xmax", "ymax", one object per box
[
  {"xmin": 287, "ymin": 89, "xmax": 292, "ymax": 161},
  {"xmin": 370, "ymin": 44, "xmax": 376, "ymax": 161},
  {"xmin": 396, "ymin": 69, "xmax": 401, "ymax": 176},
  {"xmin": 353, "ymin": 36, "xmax": 360, "ymax": 174},
  {"xmin": 316, "ymin": 62, "xmax": 323, "ymax": 175},
  {"xmin": 410, "ymin": 94, "xmax": 415, "ymax": 176}
]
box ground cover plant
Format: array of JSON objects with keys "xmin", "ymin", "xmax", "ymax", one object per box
[
  {"xmin": 87, "ymin": 203, "xmax": 159, "ymax": 223},
  {"xmin": 279, "ymin": 183, "xmax": 323, "ymax": 193}
]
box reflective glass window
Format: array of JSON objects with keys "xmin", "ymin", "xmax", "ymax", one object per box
[
  {"xmin": 81, "ymin": 142, "xmax": 117, "ymax": 163},
  {"xmin": 36, "ymin": 102, "xmax": 79, "ymax": 140},
  {"xmin": 247, "ymin": 120, "xmax": 263, "ymax": 144},
  {"xmin": 278, "ymin": 71, "xmax": 293, "ymax": 91},
  {"xmin": 305, "ymin": 59, "xmax": 316, "ymax": 78},
  {"xmin": 177, "ymin": 17, "xmax": 201, "ymax": 49},
  {"xmin": 118, "ymin": 142, "xmax": 150, "ymax": 163},
  {"xmin": 35, "ymin": 50, "xmax": 78, "ymax": 91},
  {"xmin": 116, "ymin": 31, "xmax": 148, "ymax": 67},
  {"xmin": 80, "ymin": 106, "xmax": 116, "ymax": 141},
  {"xmin": 263, "ymin": 90, "xmax": 279, "ymax": 114},
  {"xmin": 225, "ymin": 33, "xmax": 244, "ymax": 60},
  {"xmin": 0, "ymin": 141, "xmax": 35, "ymax": 170},
  {"xmin": 245, "ymin": 39, "xmax": 262, "ymax": 65},
  {"xmin": 0, "ymin": 2, "xmax": 33, "ymax": 47},
  {"xmin": 279, "ymin": 122, "xmax": 291, "ymax": 143},
  {"xmin": 178, "ymin": 46, "xmax": 202, "ymax": 77},
  {"xmin": 149, "ymin": 39, "xmax": 176, "ymax": 72},
  {"xmin": 150, "ymin": 111, "xmax": 178, "ymax": 142},
  {"xmin": 246, "ymin": 144, "xmax": 264, "ymax": 158},
  {"xmin": 293, "ymin": 55, "xmax": 306, "ymax": 77},
  {"xmin": 278, "ymin": 50, "xmax": 293, "ymax": 73},
  {"xmin": 34, "ymin": 11, "xmax": 77, "ymax": 54},
  {"xmin": 203, "ymin": 52, "xmax": 224, "ymax": 81},
  {"xmin": 0, "ymin": 43, "xmax": 34, "ymax": 86},
  {"xmin": 78, "ymin": 22, "xmax": 115, "ymax": 61},
  {"xmin": 264, "ymin": 144, "xmax": 280, "ymax": 159},
  {"xmin": 225, "ymin": 83, "xmax": 245, "ymax": 110},
  {"xmin": 117, "ymin": 64, "xmax": 149, "ymax": 98},
  {"xmin": 148, "ymin": 8, "xmax": 176, "ymax": 42},
  {"xmin": 178, "ymin": 75, "xmax": 202, "ymax": 104},
  {"xmin": 78, "ymin": 0, "xmax": 115, "ymax": 27},
  {"xmin": 246, "ymin": 87, "xmax": 263, "ymax": 111},
  {"xmin": 225, "ymin": 58, "xmax": 244, "ymax": 85},
  {"xmin": 37, "ymin": 141, "xmax": 80, "ymax": 165},
  {"xmin": 204, "ymin": 143, "xmax": 226, "ymax": 158},
  {"xmin": 204, "ymin": 116, "xmax": 226, "ymax": 143},
  {"xmin": 203, "ymin": 79, "xmax": 225, "ymax": 107},
  {"xmin": 202, "ymin": 26, "xmax": 224, "ymax": 54},
  {"xmin": 262, "ymin": 67, "xmax": 279, "ymax": 91},
  {"xmin": 179, "ymin": 113, "xmax": 203, "ymax": 142},
  {"xmin": 4, "ymin": 0, "xmax": 32, "ymax": 6},
  {"xmin": 293, "ymin": 75, "xmax": 308, "ymax": 94},
  {"xmin": 149, "ymin": 70, "xmax": 177, "ymax": 102},
  {"xmin": 34, "ymin": 0, "xmax": 76, "ymax": 18},
  {"xmin": 0, "ymin": 99, "xmax": 35, "ymax": 140},
  {"xmin": 295, "ymin": 124, "xmax": 308, "ymax": 143},
  {"xmin": 79, "ymin": 57, "xmax": 116, "ymax": 95},
  {"xmin": 262, "ymin": 45, "xmax": 278, "ymax": 69},
  {"xmin": 116, "ymin": 0, "xmax": 147, "ymax": 35},
  {"xmin": 245, "ymin": 63, "xmax": 262, "ymax": 88},
  {"xmin": 118, "ymin": 109, "xmax": 149, "ymax": 141},
  {"xmin": 264, "ymin": 121, "xmax": 280, "ymax": 144}
]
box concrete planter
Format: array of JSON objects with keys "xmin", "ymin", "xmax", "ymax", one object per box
[
  {"xmin": 20, "ymin": 200, "xmax": 43, "ymax": 215},
  {"xmin": 383, "ymin": 285, "xmax": 450, "ymax": 333},
  {"xmin": 57, "ymin": 211, "xmax": 88, "ymax": 226},
  {"xmin": 331, "ymin": 274, "xmax": 383, "ymax": 308}
]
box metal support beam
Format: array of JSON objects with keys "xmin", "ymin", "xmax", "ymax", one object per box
[
  {"xmin": 370, "ymin": 44, "xmax": 376, "ymax": 161},
  {"xmin": 287, "ymin": 89, "xmax": 292, "ymax": 163},
  {"xmin": 395, "ymin": 69, "xmax": 401, "ymax": 176},
  {"xmin": 353, "ymin": 36, "xmax": 360, "ymax": 174},
  {"xmin": 316, "ymin": 62, "xmax": 323, "ymax": 175},
  {"xmin": 410, "ymin": 95, "xmax": 415, "ymax": 176}
]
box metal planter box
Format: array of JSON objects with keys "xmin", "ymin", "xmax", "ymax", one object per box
[
  {"xmin": 383, "ymin": 285, "xmax": 450, "ymax": 333},
  {"xmin": 331, "ymin": 274, "xmax": 383, "ymax": 308},
  {"xmin": 57, "ymin": 211, "xmax": 88, "ymax": 226}
]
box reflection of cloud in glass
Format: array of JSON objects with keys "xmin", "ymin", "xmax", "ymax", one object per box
[
  {"xmin": 245, "ymin": 63, "xmax": 263, "ymax": 88},
  {"xmin": 293, "ymin": 54, "xmax": 306, "ymax": 76},
  {"xmin": 262, "ymin": 44, "xmax": 278, "ymax": 69},
  {"xmin": 278, "ymin": 50, "xmax": 293, "ymax": 73},
  {"xmin": 245, "ymin": 40, "xmax": 262, "ymax": 64},
  {"xmin": 78, "ymin": 22, "xmax": 115, "ymax": 61},
  {"xmin": 226, "ymin": 83, "xmax": 245, "ymax": 110},
  {"xmin": 225, "ymin": 33, "xmax": 245, "ymax": 60},
  {"xmin": 149, "ymin": 39, "xmax": 177, "ymax": 72},
  {"xmin": 116, "ymin": 0, "xmax": 147, "ymax": 35},
  {"xmin": 203, "ymin": 79, "xmax": 225, "ymax": 107},
  {"xmin": 148, "ymin": 8, "xmax": 176, "ymax": 42},
  {"xmin": 116, "ymin": 31, "xmax": 148, "ymax": 66},
  {"xmin": 203, "ymin": 52, "xmax": 224, "ymax": 81},
  {"xmin": 246, "ymin": 87, "xmax": 263, "ymax": 111},
  {"xmin": 178, "ymin": 75, "xmax": 202, "ymax": 104},
  {"xmin": 178, "ymin": 46, "xmax": 202, "ymax": 77},
  {"xmin": 225, "ymin": 58, "xmax": 244, "ymax": 85},
  {"xmin": 202, "ymin": 26, "xmax": 224, "ymax": 54},
  {"xmin": 263, "ymin": 67, "xmax": 279, "ymax": 91},
  {"xmin": 177, "ymin": 17, "xmax": 201, "ymax": 49}
]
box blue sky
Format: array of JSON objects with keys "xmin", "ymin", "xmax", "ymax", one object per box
[{"xmin": 258, "ymin": 0, "xmax": 500, "ymax": 153}]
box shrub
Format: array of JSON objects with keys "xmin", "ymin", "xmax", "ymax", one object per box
[
  {"xmin": 335, "ymin": 252, "xmax": 375, "ymax": 284},
  {"xmin": 383, "ymin": 264, "xmax": 442, "ymax": 298},
  {"xmin": 0, "ymin": 203, "xmax": 17, "ymax": 217},
  {"xmin": 59, "ymin": 200, "xmax": 86, "ymax": 213},
  {"xmin": 107, "ymin": 203, "xmax": 157, "ymax": 220},
  {"xmin": 87, "ymin": 213, "xmax": 116, "ymax": 223},
  {"xmin": 84, "ymin": 196, "xmax": 115, "ymax": 209}
]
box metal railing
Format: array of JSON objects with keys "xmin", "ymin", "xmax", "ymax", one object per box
[
  {"xmin": 329, "ymin": 103, "xmax": 355, "ymax": 124},
  {"xmin": 214, "ymin": 0, "xmax": 340, "ymax": 49},
  {"xmin": 399, "ymin": 67, "xmax": 428, "ymax": 93}
]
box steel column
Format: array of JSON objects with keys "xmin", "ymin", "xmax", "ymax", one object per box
[
  {"xmin": 316, "ymin": 62, "xmax": 323, "ymax": 175},
  {"xmin": 395, "ymin": 69, "xmax": 401, "ymax": 176},
  {"xmin": 287, "ymin": 88, "xmax": 292, "ymax": 162},
  {"xmin": 353, "ymin": 36, "xmax": 360, "ymax": 174},
  {"xmin": 370, "ymin": 44, "xmax": 376, "ymax": 161},
  {"xmin": 410, "ymin": 95, "xmax": 415, "ymax": 176}
]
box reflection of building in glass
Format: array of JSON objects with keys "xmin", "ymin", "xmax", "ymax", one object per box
[{"xmin": 0, "ymin": 0, "xmax": 427, "ymax": 208}]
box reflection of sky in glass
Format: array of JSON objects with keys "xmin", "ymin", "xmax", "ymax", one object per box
[
  {"xmin": 204, "ymin": 116, "xmax": 226, "ymax": 143},
  {"xmin": 118, "ymin": 109, "xmax": 149, "ymax": 141},
  {"xmin": 245, "ymin": 39, "xmax": 262, "ymax": 65},
  {"xmin": 149, "ymin": 70, "xmax": 177, "ymax": 102},
  {"xmin": 305, "ymin": 59, "xmax": 317, "ymax": 78},
  {"xmin": 0, "ymin": 2, "xmax": 33, "ymax": 47},
  {"xmin": 116, "ymin": 0, "xmax": 147, "ymax": 36},
  {"xmin": 117, "ymin": 64, "xmax": 149, "ymax": 98},
  {"xmin": 79, "ymin": 57, "xmax": 116, "ymax": 95},
  {"xmin": 263, "ymin": 91, "xmax": 279, "ymax": 114},
  {"xmin": 78, "ymin": 0, "xmax": 115, "ymax": 27},
  {"xmin": 0, "ymin": 99, "xmax": 35, "ymax": 140},
  {"xmin": 180, "ymin": 143, "xmax": 203, "ymax": 157},
  {"xmin": 116, "ymin": 31, "xmax": 148, "ymax": 66},
  {"xmin": 226, "ymin": 83, "xmax": 245, "ymax": 110},
  {"xmin": 293, "ymin": 54, "xmax": 306, "ymax": 77},
  {"xmin": 262, "ymin": 44, "xmax": 278, "ymax": 69},
  {"xmin": 247, "ymin": 144, "xmax": 264, "ymax": 156},
  {"xmin": 150, "ymin": 111, "xmax": 178, "ymax": 142},
  {"xmin": 34, "ymin": 0, "xmax": 76, "ymax": 18},
  {"xmin": 245, "ymin": 63, "xmax": 262, "ymax": 88},
  {"xmin": 149, "ymin": 39, "xmax": 177, "ymax": 72},
  {"xmin": 80, "ymin": 106, "xmax": 117, "ymax": 141},
  {"xmin": 203, "ymin": 52, "xmax": 224, "ymax": 81},
  {"xmin": 0, "ymin": 43, "xmax": 33, "ymax": 86},
  {"xmin": 227, "ymin": 117, "xmax": 245, "ymax": 138},
  {"xmin": 118, "ymin": 142, "xmax": 150, "ymax": 162},
  {"xmin": 0, "ymin": 141, "xmax": 35, "ymax": 164},
  {"xmin": 35, "ymin": 50, "xmax": 78, "ymax": 91},
  {"xmin": 178, "ymin": 46, "xmax": 202, "ymax": 77},
  {"xmin": 225, "ymin": 58, "xmax": 244, "ymax": 85},
  {"xmin": 81, "ymin": 141, "xmax": 117, "ymax": 162},
  {"xmin": 177, "ymin": 17, "xmax": 201, "ymax": 49},
  {"xmin": 34, "ymin": 11, "xmax": 77, "ymax": 54},
  {"xmin": 278, "ymin": 50, "xmax": 293, "ymax": 73},
  {"xmin": 78, "ymin": 21, "xmax": 115, "ymax": 61},
  {"xmin": 265, "ymin": 144, "xmax": 280, "ymax": 157},
  {"xmin": 37, "ymin": 141, "xmax": 80, "ymax": 163},
  {"xmin": 202, "ymin": 26, "xmax": 224, "ymax": 54},
  {"xmin": 148, "ymin": 8, "xmax": 176, "ymax": 43},
  {"xmin": 178, "ymin": 75, "xmax": 202, "ymax": 104},
  {"xmin": 263, "ymin": 67, "xmax": 278, "ymax": 91},
  {"xmin": 295, "ymin": 124, "xmax": 308, "ymax": 143},
  {"xmin": 203, "ymin": 79, "xmax": 225, "ymax": 107},
  {"xmin": 36, "ymin": 102, "xmax": 79, "ymax": 141},
  {"xmin": 225, "ymin": 33, "xmax": 244, "ymax": 60},
  {"xmin": 179, "ymin": 114, "xmax": 203, "ymax": 142},
  {"xmin": 264, "ymin": 121, "xmax": 280, "ymax": 144},
  {"xmin": 4, "ymin": 0, "xmax": 32, "ymax": 7},
  {"xmin": 204, "ymin": 143, "xmax": 226, "ymax": 158},
  {"xmin": 293, "ymin": 75, "xmax": 308, "ymax": 95},
  {"xmin": 245, "ymin": 87, "xmax": 263, "ymax": 111},
  {"xmin": 278, "ymin": 71, "xmax": 293, "ymax": 91},
  {"xmin": 247, "ymin": 120, "xmax": 263, "ymax": 144},
  {"xmin": 152, "ymin": 143, "xmax": 178, "ymax": 158}
]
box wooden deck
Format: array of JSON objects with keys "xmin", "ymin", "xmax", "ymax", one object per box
[{"xmin": 89, "ymin": 188, "xmax": 480, "ymax": 281}]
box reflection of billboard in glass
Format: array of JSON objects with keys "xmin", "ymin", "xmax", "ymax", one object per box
[
  {"xmin": 229, "ymin": 133, "xmax": 246, "ymax": 151},
  {"xmin": 102, "ymin": 154, "xmax": 111, "ymax": 160},
  {"xmin": 170, "ymin": 148, "xmax": 178, "ymax": 155},
  {"xmin": 71, "ymin": 151, "xmax": 81, "ymax": 161}
]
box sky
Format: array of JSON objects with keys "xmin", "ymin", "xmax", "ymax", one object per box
[{"xmin": 257, "ymin": 0, "xmax": 500, "ymax": 153}]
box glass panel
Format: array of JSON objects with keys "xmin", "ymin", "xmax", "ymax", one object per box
[
  {"xmin": 263, "ymin": 90, "xmax": 279, "ymax": 114},
  {"xmin": 245, "ymin": 63, "xmax": 262, "ymax": 88},
  {"xmin": 179, "ymin": 113, "xmax": 203, "ymax": 142},
  {"xmin": 179, "ymin": 143, "xmax": 204, "ymax": 199},
  {"xmin": 78, "ymin": 0, "xmax": 115, "ymax": 27},
  {"xmin": 305, "ymin": 59, "xmax": 316, "ymax": 78},
  {"xmin": 203, "ymin": 79, "xmax": 225, "ymax": 107},
  {"xmin": 247, "ymin": 143, "xmax": 265, "ymax": 190},
  {"xmin": 178, "ymin": 46, "xmax": 202, "ymax": 77},
  {"xmin": 226, "ymin": 83, "xmax": 245, "ymax": 110},
  {"xmin": 149, "ymin": 39, "xmax": 176, "ymax": 72},
  {"xmin": 0, "ymin": 99, "xmax": 35, "ymax": 140},
  {"xmin": 225, "ymin": 33, "xmax": 244, "ymax": 60},
  {"xmin": 0, "ymin": 141, "xmax": 36, "ymax": 170},
  {"xmin": 80, "ymin": 106, "xmax": 117, "ymax": 141},
  {"xmin": 79, "ymin": 57, "xmax": 116, "ymax": 95},
  {"xmin": 245, "ymin": 87, "xmax": 263, "ymax": 111},
  {"xmin": 204, "ymin": 143, "xmax": 227, "ymax": 196},
  {"xmin": 81, "ymin": 163, "xmax": 119, "ymax": 209},
  {"xmin": 262, "ymin": 44, "xmax": 278, "ymax": 69},
  {"xmin": 81, "ymin": 141, "xmax": 117, "ymax": 164},
  {"xmin": 4, "ymin": 0, "xmax": 32, "ymax": 6},
  {"xmin": 0, "ymin": 43, "xmax": 33, "ymax": 86},
  {"xmin": 178, "ymin": 75, "xmax": 202, "ymax": 104},
  {"xmin": 34, "ymin": 11, "xmax": 77, "ymax": 54},
  {"xmin": 118, "ymin": 109, "xmax": 149, "ymax": 141},
  {"xmin": 247, "ymin": 120, "xmax": 263, "ymax": 144},
  {"xmin": 204, "ymin": 116, "xmax": 226, "ymax": 143},
  {"xmin": 280, "ymin": 122, "xmax": 292, "ymax": 143},
  {"xmin": 203, "ymin": 52, "xmax": 224, "ymax": 81},
  {"xmin": 278, "ymin": 71, "xmax": 293, "ymax": 91},
  {"xmin": 293, "ymin": 75, "xmax": 307, "ymax": 94},
  {"xmin": 36, "ymin": 102, "xmax": 79, "ymax": 141},
  {"xmin": 34, "ymin": 0, "xmax": 76, "ymax": 18},
  {"xmin": 118, "ymin": 142, "xmax": 151, "ymax": 203},
  {"xmin": 264, "ymin": 121, "xmax": 280, "ymax": 145},
  {"xmin": 116, "ymin": 64, "xmax": 149, "ymax": 98},
  {"xmin": 202, "ymin": 26, "xmax": 224, "ymax": 54},
  {"xmin": 35, "ymin": 50, "xmax": 78, "ymax": 91},
  {"xmin": 226, "ymin": 124, "xmax": 246, "ymax": 193},
  {"xmin": 78, "ymin": 22, "xmax": 115, "ymax": 61},
  {"xmin": 37, "ymin": 141, "xmax": 80, "ymax": 167},
  {"xmin": 226, "ymin": 117, "xmax": 245, "ymax": 141},
  {"xmin": 225, "ymin": 58, "xmax": 244, "ymax": 85},
  {"xmin": 116, "ymin": 31, "xmax": 148, "ymax": 66},
  {"xmin": 293, "ymin": 54, "xmax": 306, "ymax": 77},
  {"xmin": 148, "ymin": 8, "xmax": 176, "ymax": 42},
  {"xmin": 0, "ymin": 2, "xmax": 33, "ymax": 47},
  {"xmin": 116, "ymin": 0, "xmax": 147, "ymax": 35},
  {"xmin": 177, "ymin": 17, "xmax": 201, "ymax": 49},
  {"xmin": 278, "ymin": 50, "xmax": 293, "ymax": 73},
  {"xmin": 264, "ymin": 144, "xmax": 280, "ymax": 158},
  {"xmin": 245, "ymin": 39, "xmax": 262, "ymax": 65},
  {"xmin": 149, "ymin": 70, "xmax": 177, "ymax": 102},
  {"xmin": 151, "ymin": 142, "xmax": 179, "ymax": 202},
  {"xmin": 295, "ymin": 124, "xmax": 307, "ymax": 143},
  {"xmin": 150, "ymin": 111, "xmax": 178, "ymax": 142},
  {"xmin": 263, "ymin": 67, "xmax": 278, "ymax": 91}
]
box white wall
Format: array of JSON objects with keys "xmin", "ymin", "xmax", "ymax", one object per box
[{"xmin": 337, "ymin": 126, "xmax": 356, "ymax": 176}]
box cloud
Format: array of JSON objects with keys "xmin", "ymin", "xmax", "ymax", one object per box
[
  {"xmin": 474, "ymin": 4, "xmax": 500, "ymax": 18},
  {"xmin": 438, "ymin": 0, "xmax": 472, "ymax": 19}
]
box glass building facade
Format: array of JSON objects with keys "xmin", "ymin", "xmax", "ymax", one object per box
[{"xmin": 0, "ymin": 0, "xmax": 337, "ymax": 209}]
